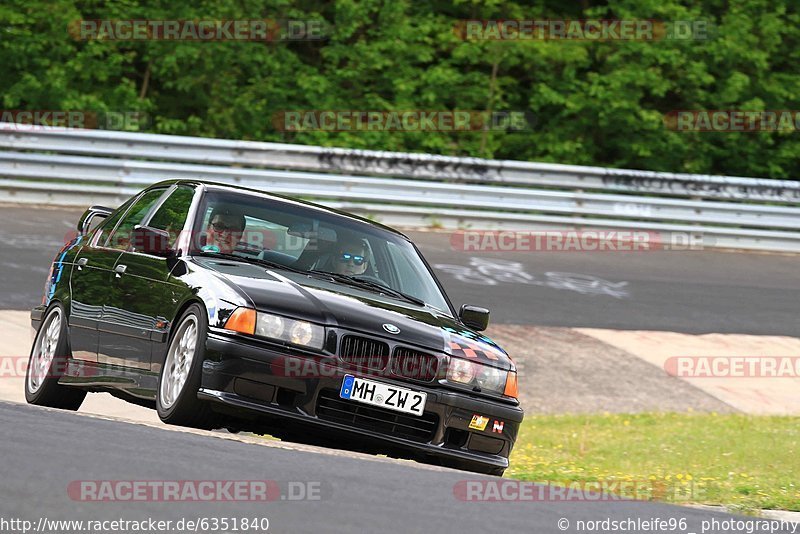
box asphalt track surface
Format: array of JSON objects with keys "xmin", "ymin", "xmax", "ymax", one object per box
[
  {"xmin": 0, "ymin": 402, "xmax": 777, "ymax": 534},
  {"xmin": 0, "ymin": 206, "xmax": 798, "ymax": 336}
]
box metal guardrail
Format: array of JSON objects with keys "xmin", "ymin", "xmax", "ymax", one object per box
[{"xmin": 0, "ymin": 124, "xmax": 799, "ymax": 252}]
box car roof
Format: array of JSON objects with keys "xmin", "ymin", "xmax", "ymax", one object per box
[{"xmin": 150, "ymin": 178, "xmax": 411, "ymax": 240}]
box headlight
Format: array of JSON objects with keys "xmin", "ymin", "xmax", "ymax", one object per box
[
  {"xmin": 446, "ymin": 358, "xmax": 511, "ymax": 396},
  {"xmin": 447, "ymin": 358, "xmax": 476, "ymax": 384},
  {"xmin": 290, "ymin": 321, "xmax": 314, "ymax": 346},
  {"xmin": 258, "ymin": 314, "xmax": 285, "ymax": 338},
  {"xmin": 255, "ymin": 312, "xmax": 325, "ymax": 350},
  {"xmin": 476, "ymin": 365, "xmax": 506, "ymax": 392}
]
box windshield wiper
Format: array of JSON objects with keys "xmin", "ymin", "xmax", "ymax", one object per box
[
  {"xmin": 308, "ymin": 270, "xmax": 427, "ymax": 306},
  {"xmin": 350, "ymin": 277, "xmax": 427, "ymax": 306},
  {"xmin": 194, "ymin": 251, "xmax": 308, "ymax": 275}
]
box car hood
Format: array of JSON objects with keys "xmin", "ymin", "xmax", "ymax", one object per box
[{"xmin": 196, "ymin": 258, "xmax": 513, "ymax": 370}]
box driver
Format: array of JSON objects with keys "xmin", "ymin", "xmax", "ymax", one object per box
[
  {"xmin": 332, "ymin": 237, "xmax": 369, "ymax": 276},
  {"xmin": 205, "ymin": 205, "xmax": 246, "ymax": 254}
]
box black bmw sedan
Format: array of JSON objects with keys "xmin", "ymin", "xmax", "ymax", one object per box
[{"xmin": 26, "ymin": 180, "xmax": 522, "ymax": 475}]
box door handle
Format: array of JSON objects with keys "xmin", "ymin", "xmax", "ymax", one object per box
[
  {"xmin": 76, "ymin": 257, "xmax": 88, "ymax": 267},
  {"xmin": 114, "ymin": 264, "xmax": 127, "ymax": 276}
]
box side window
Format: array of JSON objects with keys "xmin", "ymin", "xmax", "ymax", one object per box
[
  {"xmin": 148, "ymin": 185, "xmax": 195, "ymax": 248},
  {"xmin": 92, "ymin": 198, "xmax": 134, "ymax": 247},
  {"xmin": 106, "ymin": 188, "xmax": 167, "ymax": 251}
]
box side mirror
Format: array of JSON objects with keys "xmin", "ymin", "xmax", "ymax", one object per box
[
  {"xmin": 459, "ymin": 304, "xmax": 490, "ymax": 331},
  {"xmin": 131, "ymin": 225, "xmax": 173, "ymax": 257}
]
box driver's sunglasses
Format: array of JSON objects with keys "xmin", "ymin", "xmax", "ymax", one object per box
[
  {"xmin": 337, "ymin": 253, "xmax": 366, "ymax": 266},
  {"xmin": 210, "ymin": 221, "xmax": 241, "ymax": 232}
]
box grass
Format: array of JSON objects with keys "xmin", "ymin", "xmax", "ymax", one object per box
[{"xmin": 506, "ymin": 412, "xmax": 799, "ymax": 513}]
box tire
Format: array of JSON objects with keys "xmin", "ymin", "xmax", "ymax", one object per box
[
  {"xmin": 156, "ymin": 304, "xmax": 218, "ymax": 429},
  {"xmin": 24, "ymin": 303, "xmax": 87, "ymax": 410}
]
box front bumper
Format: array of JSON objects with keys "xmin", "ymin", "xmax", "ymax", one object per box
[{"xmin": 199, "ymin": 332, "xmax": 524, "ymax": 472}]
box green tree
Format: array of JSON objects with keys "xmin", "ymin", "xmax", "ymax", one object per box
[{"xmin": 0, "ymin": 0, "xmax": 798, "ymax": 178}]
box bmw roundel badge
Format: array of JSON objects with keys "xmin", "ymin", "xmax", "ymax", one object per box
[{"xmin": 382, "ymin": 323, "xmax": 400, "ymax": 334}]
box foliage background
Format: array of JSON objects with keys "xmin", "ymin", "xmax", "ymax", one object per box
[{"xmin": 1, "ymin": 0, "xmax": 798, "ymax": 178}]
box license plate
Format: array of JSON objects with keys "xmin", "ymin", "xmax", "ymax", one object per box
[{"xmin": 339, "ymin": 374, "xmax": 427, "ymax": 417}]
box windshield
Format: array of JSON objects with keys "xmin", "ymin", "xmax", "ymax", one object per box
[{"xmin": 192, "ymin": 189, "xmax": 452, "ymax": 313}]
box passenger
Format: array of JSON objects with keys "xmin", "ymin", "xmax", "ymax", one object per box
[{"xmin": 332, "ymin": 237, "xmax": 369, "ymax": 276}]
